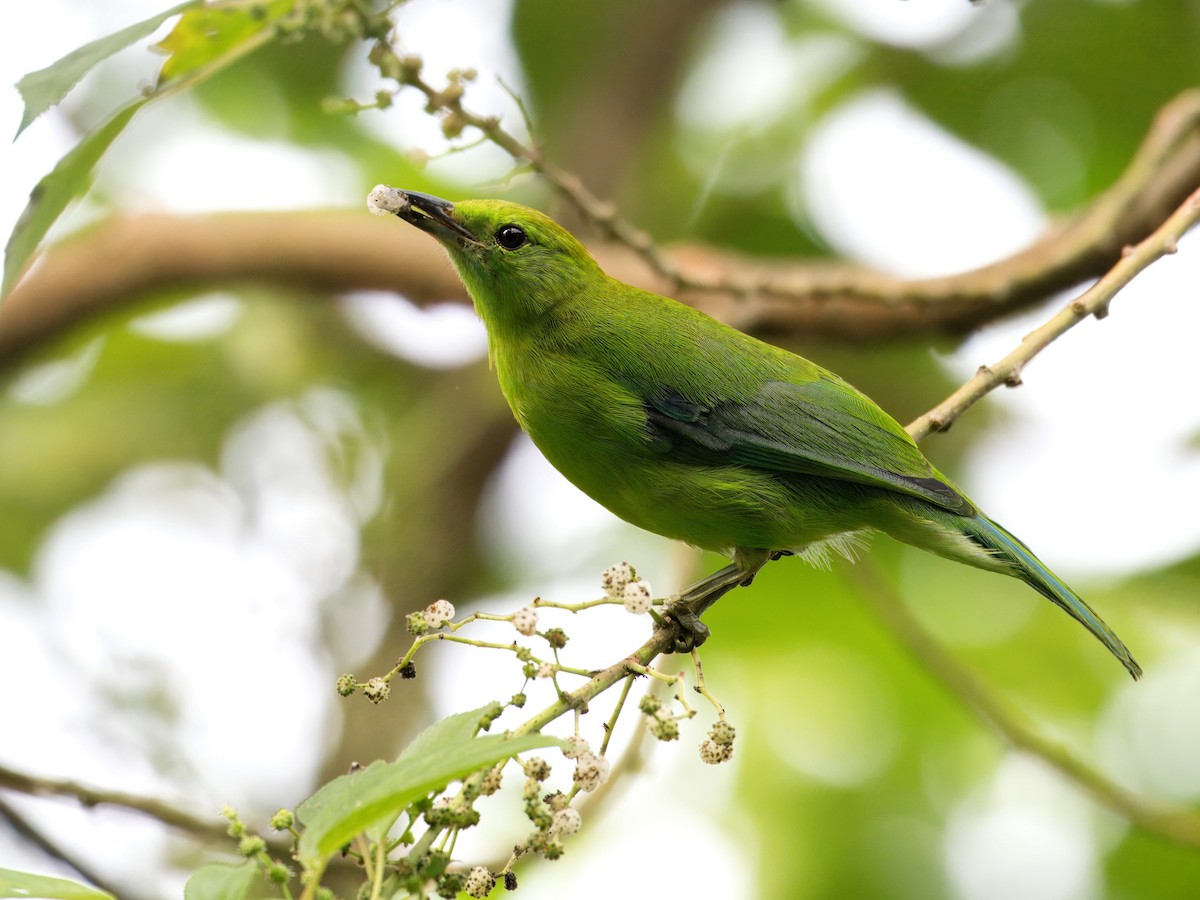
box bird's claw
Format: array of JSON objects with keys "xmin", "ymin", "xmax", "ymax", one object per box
[{"xmin": 664, "ymin": 604, "xmax": 710, "ymax": 653}]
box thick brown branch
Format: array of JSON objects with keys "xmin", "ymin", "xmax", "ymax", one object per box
[{"xmin": 2, "ymin": 91, "xmax": 1198, "ymax": 370}]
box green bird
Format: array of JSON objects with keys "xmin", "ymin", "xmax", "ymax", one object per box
[{"xmin": 373, "ymin": 187, "xmax": 1141, "ymax": 680}]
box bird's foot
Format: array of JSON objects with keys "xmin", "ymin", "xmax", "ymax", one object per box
[
  {"xmin": 660, "ymin": 553, "xmax": 777, "ymax": 653},
  {"xmin": 663, "ymin": 604, "xmax": 711, "ymax": 653}
]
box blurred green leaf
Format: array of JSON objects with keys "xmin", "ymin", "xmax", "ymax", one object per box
[
  {"xmin": 13, "ymin": 1, "xmax": 197, "ymax": 138},
  {"xmin": 156, "ymin": 0, "xmax": 294, "ymax": 84},
  {"xmin": 0, "ymin": 867, "xmax": 114, "ymax": 900},
  {"xmin": 183, "ymin": 861, "xmax": 258, "ymax": 900},
  {"xmin": 2, "ymin": 98, "xmax": 145, "ymax": 298},
  {"xmin": 3, "ymin": 0, "xmax": 297, "ymax": 300},
  {"xmin": 296, "ymin": 705, "xmax": 562, "ymax": 866}
]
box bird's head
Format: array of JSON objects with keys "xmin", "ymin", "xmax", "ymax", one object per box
[{"xmin": 375, "ymin": 188, "xmax": 602, "ymax": 337}]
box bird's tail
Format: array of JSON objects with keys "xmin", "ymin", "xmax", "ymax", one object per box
[{"xmin": 966, "ymin": 515, "xmax": 1142, "ymax": 680}]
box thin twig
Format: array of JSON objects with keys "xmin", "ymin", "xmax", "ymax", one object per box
[
  {"xmin": 381, "ymin": 45, "xmax": 1200, "ymax": 312},
  {"xmin": 909, "ymin": 184, "xmax": 1200, "ymax": 440},
  {"xmin": 0, "ymin": 761, "xmax": 225, "ymax": 841},
  {"xmin": 0, "ymin": 796, "xmax": 130, "ymax": 900}
]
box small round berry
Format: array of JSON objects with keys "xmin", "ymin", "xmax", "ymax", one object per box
[
  {"xmin": 441, "ymin": 110, "xmax": 466, "ymax": 139},
  {"xmin": 536, "ymin": 662, "xmax": 555, "ymax": 679},
  {"xmin": 238, "ymin": 835, "xmax": 266, "ymax": 857},
  {"xmin": 562, "ymin": 735, "xmax": 589, "ymax": 759},
  {"xmin": 366, "ymin": 184, "xmax": 410, "ymax": 217},
  {"xmin": 267, "ymin": 861, "xmax": 292, "ymax": 884},
  {"xmin": 525, "ymin": 799, "xmax": 553, "ymax": 829},
  {"xmin": 480, "ymin": 766, "xmax": 504, "ymax": 796},
  {"xmin": 464, "ymin": 865, "xmax": 496, "ymax": 898},
  {"xmin": 269, "ymin": 809, "xmax": 294, "ymax": 831},
  {"xmin": 504, "ymin": 871, "xmax": 518, "ymax": 891},
  {"xmin": 513, "ymin": 607, "xmax": 539, "ymax": 637},
  {"xmin": 437, "ymin": 874, "xmax": 465, "ymax": 898},
  {"xmin": 544, "ymin": 627, "xmax": 568, "ymax": 649},
  {"xmin": 622, "ymin": 579, "xmax": 653, "ymax": 614},
  {"xmin": 226, "ymin": 819, "xmax": 245, "ymax": 839},
  {"xmin": 638, "ymin": 694, "xmax": 662, "ymax": 715},
  {"xmin": 426, "ymin": 796, "xmax": 452, "ymax": 826},
  {"xmin": 650, "ymin": 716, "xmax": 680, "ymax": 742},
  {"xmin": 425, "ymin": 599, "xmax": 455, "ymax": 628},
  {"xmin": 524, "ymin": 757, "xmax": 551, "ymax": 781},
  {"xmin": 601, "ymin": 561, "xmax": 636, "ymax": 598},
  {"xmin": 405, "ymin": 610, "xmax": 429, "ymax": 636},
  {"xmin": 362, "ymin": 677, "xmax": 390, "ymax": 704},
  {"xmin": 572, "ymin": 751, "xmax": 611, "ymax": 792},
  {"xmin": 551, "ymin": 806, "xmax": 582, "ymax": 836},
  {"xmin": 335, "ymin": 673, "xmax": 357, "ymax": 697},
  {"xmin": 699, "ymin": 737, "xmax": 734, "ymax": 765},
  {"xmin": 708, "ymin": 720, "xmax": 736, "ymax": 746}
]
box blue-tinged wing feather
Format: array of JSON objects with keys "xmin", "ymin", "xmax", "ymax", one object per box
[{"xmin": 644, "ymin": 376, "xmax": 973, "ymax": 515}]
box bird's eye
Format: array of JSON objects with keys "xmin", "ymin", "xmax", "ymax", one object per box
[{"xmin": 495, "ymin": 224, "xmax": 528, "ymax": 250}]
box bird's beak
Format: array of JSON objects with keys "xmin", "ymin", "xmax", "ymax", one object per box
[{"xmin": 370, "ymin": 187, "xmax": 483, "ymax": 247}]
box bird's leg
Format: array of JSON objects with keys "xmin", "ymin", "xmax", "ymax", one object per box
[{"xmin": 664, "ymin": 549, "xmax": 773, "ymax": 653}]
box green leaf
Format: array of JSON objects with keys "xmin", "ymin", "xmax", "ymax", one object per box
[
  {"xmin": 296, "ymin": 706, "xmax": 562, "ymax": 867},
  {"xmin": 156, "ymin": 0, "xmax": 294, "ymax": 84},
  {"xmin": 13, "ymin": 1, "xmax": 198, "ymax": 139},
  {"xmin": 0, "ymin": 867, "xmax": 114, "ymax": 900},
  {"xmin": 2, "ymin": 1, "xmax": 295, "ymax": 301},
  {"xmin": 183, "ymin": 861, "xmax": 259, "ymax": 900},
  {"xmin": 2, "ymin": 98, "xmax": 146, "ymax": 299}
]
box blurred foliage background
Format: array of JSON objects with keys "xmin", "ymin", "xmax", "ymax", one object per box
[{"xmin": 2, "ymin": 1, "xmax": 1200, "ymax": 898}]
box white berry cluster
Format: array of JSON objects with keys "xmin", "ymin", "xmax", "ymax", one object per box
[
  {"xmin": 463, "ymin": 865, "xmax": 495, "ymax": 898},
  {"xmin": 572, "ymin": 750, "xmax": 611, "ymax": 792},
  {"xmin": 362, "ymin": 677, "xmax": 390, "ymax": 704},
  {"xmin": 406, "ymin": 598, "xmax": 457, "ymax": 636},
  {"xmin": 561, "ymin": 735, "xmax": 589, "ymax": 759},
  {"xmin": 366, "ymin": 184, "xmax": 411, "ymax": 217},
  {"xmin": 551, "ymin": 806, "xmax": 582, "ymax": 836},
  {"xmin": 699, "ymin": 719, "xmax": 736, "ymax": 765},
  {"xmin": 600, "ymin": 561, "xmax": 654, "ymax": 615}
]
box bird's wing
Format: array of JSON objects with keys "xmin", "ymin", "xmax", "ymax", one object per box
[{"xmin": 644, "ymin": 375, "xmax": 973, "ymax": 515}]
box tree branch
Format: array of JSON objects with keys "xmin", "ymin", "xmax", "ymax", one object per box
[
  {"xmin": 385, "ymin": 47, "xmax": 1200, "ymax": 330},
  {"xmin": 908, "ymin": 183, "xmax": 1200, "ymax": 439},
  {"xmin": 0, "ymin": 796, "xmax": 130, "ymax": 900},
  {"xmin": 2, "ymin": 91, "xmax": 1198, "ymax": 370},
  {"xmin": 0, "ymin": 761, "xmax": 226, "ymax": 841}
]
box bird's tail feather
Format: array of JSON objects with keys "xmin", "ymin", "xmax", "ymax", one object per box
[{"xmin": 967, "ymin": 515, "xmax": 1142, "ymax": 680}]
